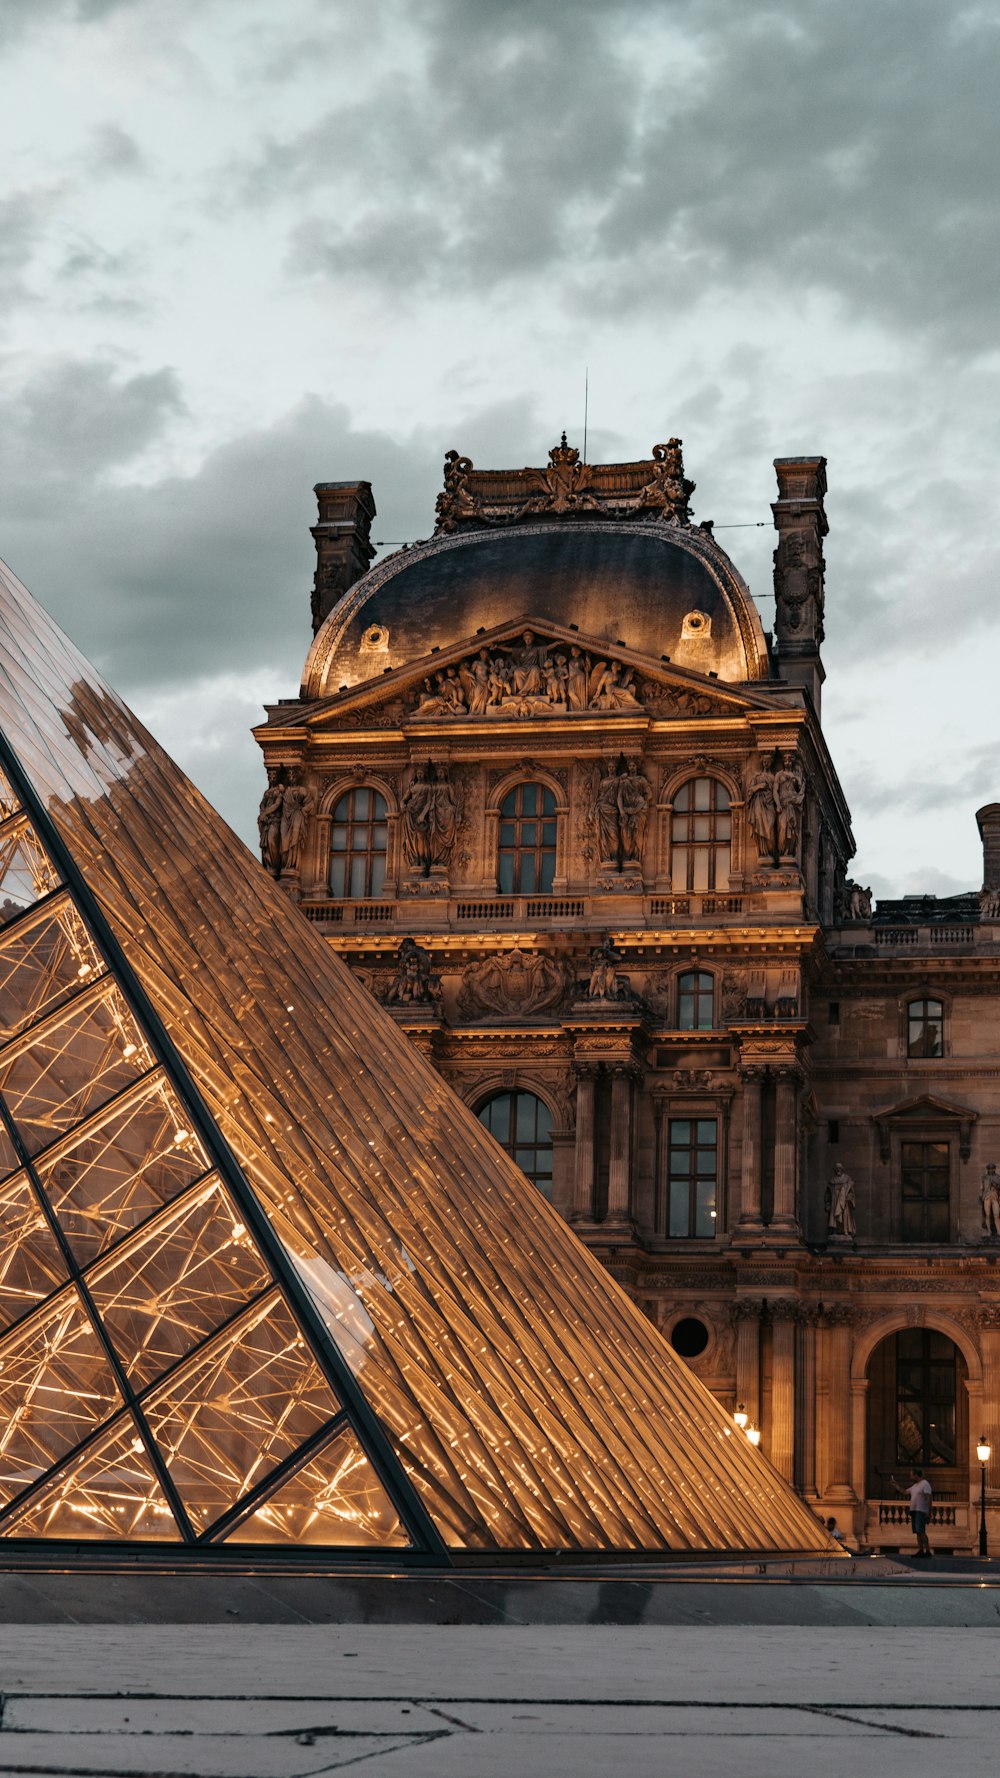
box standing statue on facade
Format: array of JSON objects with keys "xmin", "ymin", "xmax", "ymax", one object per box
[
  {"xmin": 257, "ymin": 779, "xmax": 285, "ymax": 876},
  {"xmin": 843, "ymin": 880, "xmax": 873, "ymax": 921},
  {"xmin": 980, "ymin": 1162, "xmax": 1000, "ymax": 1238},
  {"xmin": 279, "ymin": 781, "xmax": 314, "ymax": 873},
  {"xmin": 773, "ymin": 756, "xmax": 805, "ymax": 858},
  {"xmin": 586, "ymin": 935, "xmax": 629, "ymax": 1001},
  {"xmin": 746, "ymin": 764, "xmax": 777, "ymax": 860},
  {"xmin": 381, "ymin": 936, "xmax": 442, "ymax": 1007},
  {"xmin": 825, "ymin": 1163, "xmax": 857, "ymax": 1240},
  {"xmin": 592, "ymin": 757, "xmax": 653, "ymax": 871},
  {"xmin": 400, "ymin": 763, "xmax": 461, "ymax": 877}
]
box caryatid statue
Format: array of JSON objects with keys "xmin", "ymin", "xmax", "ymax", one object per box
[
  {"xmin": 746, "ymin": 765, "xmax": 777, "ymax": 860},
  {"xmin": 279, "ymin": 781, "xmax": 315, "ymax": 874},
  {"xmin": 257, "ymin": 779, "xmax": 285, "ymax": 876},
  {"xmin": 773, "ymin": 756, "xmax": 805, "ymax": 859},
  {"xmin": 825, "ymin": 1162, "xmax": 857, "ymax": 1240},
  {"xmin": 981, "ymin": 1163, "xmax": 1000, "ymax": 1238},
  {"xmin": 400, "ymin": 763, "xmax": 461, "ymax": 877}
]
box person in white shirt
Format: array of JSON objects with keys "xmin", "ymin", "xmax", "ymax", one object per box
[{"xmin": 898, "ymin": 1469, "xmax": 933, "ymax": 1557}]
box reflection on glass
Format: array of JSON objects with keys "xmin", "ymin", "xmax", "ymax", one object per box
[
  {"xmin": 88, "ymin": 1179, "xmax": 272, "ymax": 1387},
  {"xmin": 0, "ymin": 1288, "xmax": 121, "ymax": 1507},
  {"xmin": 0, "ymin": 895, "xmax": 105, "ymax": 1042},
  {"xmin": 142, "ymin": 1292, "xmax": 339, "ymax": 1530},
  {"xmin": 36, "ymin": 1077, "xmax": 210, "ymax": 1263},
  {"xmin": 224, "ymin": 1426, "xmax": 408, "ymax": 1547},
  {"xmin": 0, "ymin": 1173, "xmax": 67, "ymax": 1331},
  {"xmin": 0, "ymin": 817, "xmax": 61, "ymax": 925},
  {"xmin": 1, "ymin": 1415, "xmax": 180, "ymax": 1541}
]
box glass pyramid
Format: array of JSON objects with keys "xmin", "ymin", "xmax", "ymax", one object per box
[{"xmin": 0, "ymin": 555, "xmax": 834, "ymax": 1559}]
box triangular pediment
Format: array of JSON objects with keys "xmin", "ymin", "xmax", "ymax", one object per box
[
  {"xmin": 281, "ymin": 617, "xmax": 768, "ymax": 734},
  {"xmin": 875, "ymin": 1093, "xmax": 978, "ymax": 1161}
]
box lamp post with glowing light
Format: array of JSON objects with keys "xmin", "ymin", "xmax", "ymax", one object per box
[
  {"xmin": 977, "ymin": 1435, "xmax": 991, "ymax": 1560},
  {"xmin": 733, "ymin": 1403, "xmax": 748, "ymax": 1432},
  {"xmin": 746, "ymin": 1425, "xmax": 761, "ymax": 1448}
]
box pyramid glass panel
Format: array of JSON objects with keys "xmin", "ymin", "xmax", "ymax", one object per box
[
  {"xmin": 0, "ymin": 551, "xmax": 837, "ymax": 1558},
  {"xmin": 0, "ymin": 1172, "xmax": 68, "ymax": 1331},
  {"xmin": 224, "ymin": 1427, "xmax": 408, "ymax": 1547},
  {"xmin": 87, "ymin": 1178, "xmax": 273, "ymax": 1388},
  {"xmin": 0, "ymin": 815, "xmax": 61, "ymax": 924},
  {"xmin": 1, "ymin": 1416, "xmax": 180, "ymax": 1542},
  {"xmin": 0, "ymin": 894, "xmax": 105, "ymax": 1043},
  {"xmin": 141, "ymin": 1293, "xmax": 341, "ymax": 1533},
  {"xmin": 36, "ymin": 1078, "xmax": 211, "ymax": 1265}
]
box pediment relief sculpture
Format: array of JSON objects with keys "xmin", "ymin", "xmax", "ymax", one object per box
[
  {"xmin": 458, "ymin": 946, "xmax": 574, "ymax": 1019},
  {"xmin": 411, "ymin": 631, "xmax": 642, "ymax": 720}
]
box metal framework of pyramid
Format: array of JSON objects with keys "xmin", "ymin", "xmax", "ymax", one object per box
[{"xmin": 0, "ymin": 555, "xmax": 835, "ymax": 1561}]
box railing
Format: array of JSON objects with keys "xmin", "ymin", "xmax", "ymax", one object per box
[
  {"xmin": 876, "ymin": 1500, "xmax": 957, "ymax": 1527},
  {"xmin": 875, "ymin": 929, "xmax": 920, "ymax": 945},
  {"xmin": 301, "ymin": 903, "xmax": 343, "ymax": 923},
  {"xmin": 701, "ymin": 895, "xmax": 744, "ymax": 916},
  {"xmin": 455, "ymin": 899, "xmax": 515, "ymax": 922},
  {"xmin": 298, "ymin": 901, "xmax": 393, "ymax": 925},
  {"xmin": 301, "ymin": 891, "xmax": 747, "ymax": 928},
  {"xmin": 650, "ymin": 896, "xmax": 691, "ymax": 918},
  {"xmin": 928, "ymin": 927, "xmax": 974, "ymax": 944}
]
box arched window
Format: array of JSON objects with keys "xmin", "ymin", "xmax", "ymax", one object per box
[
  {"xmin": 477, "ymin": 1090, "xmax": 553, "ymax": 1198},
  {"xmin": 671, "ymin": 777, "xmax": 732, "ymax": 893},
  {"xmin": 907, "ymin": 998, "xmax": 943, "ymax": 1058},
  {"xmin": 329, "ymin": 787, "xmax": 388, "ymax": 898},
  {"xmin": 498, "ymin": 783, "xmax": 556, "ymax": 895},
  {"xmin": 678, "ymin": 970, "xmax": 715, "ymax": 1030}
]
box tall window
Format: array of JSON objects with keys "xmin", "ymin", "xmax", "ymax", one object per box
[
  {"xmin": 907, "ymin": 998, "xmax": 943, "ymax": 1058},
  {"xmin": 667, "ymin": 1118, "xmax": 718, "ymax": 1237},
  {"xmin": 901, "ymin": 1139, "xmax": 950, "ymax": 1241},
  {"xmin": 678, "ymin": 970, "xmax": 714, "ymax": 1030},
  {"xmin": 477, "ymin": 1090, "xmax": 553, "ymax": 1198},
  {"xmin": 896, "ymin": 1330, "xmax": 957, "ymax": 1467},
  {"xmin": 329, "ymin": 787, "xmax": 388, "ymax": 898},
  {"xmin": 498, "ymin": 783, "xmax": 556, "ymax": 894},
  {"xmin": 671, "ymin": 777, "xmax": 732, "ymax": 893}
]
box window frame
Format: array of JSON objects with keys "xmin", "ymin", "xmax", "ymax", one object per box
[
  {"xmin": 906, "ymin": 997, "xmax": 945, "ymax": 1060},
  {"xmin": 669, "ymin": 776, "xmax": 732, "ymax": 895},
  {"xmin": 899, "ymin": 1136, "xmax": 952, "ymax": 1243},
  {"xmin": 328, "ymin": 786, "xmax": 389, "ymax": 900},
  {"xmin": 664, "ymin": 1115, "xmax": 719, "ymax": 1239},
  {"xmin": 496, "ymin": 782, "xmax": 557, "ymax": 897},
  {"xmin": 475, "ymin": 1088, "xmax": 554, "ymax": 1199},
  {"xmin": 677, "ymin": 970, "xmax": 715, "ymax": 1031}
]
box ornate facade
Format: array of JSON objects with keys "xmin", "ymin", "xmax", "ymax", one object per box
[{"xmin": 255, "ymin": 439, "xmax": 1000, "ymax": 1552}]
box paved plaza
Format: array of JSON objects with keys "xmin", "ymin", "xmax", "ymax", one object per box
[{"xmin": 0, "ymin": 1580, "xmax": 999, "ymax": 1776}]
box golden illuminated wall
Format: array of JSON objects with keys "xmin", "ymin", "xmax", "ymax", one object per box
[{"xmin": 0, "ymin": 556, "xmax": 834, "ymax": 1557}]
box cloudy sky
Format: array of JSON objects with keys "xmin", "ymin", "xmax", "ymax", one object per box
[{"xmin": 1, "ymin": 0, "xmax": 997, "ymax": 896}]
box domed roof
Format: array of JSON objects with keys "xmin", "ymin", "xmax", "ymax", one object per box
[{"xmin": 302, "ymin": 442, "xmax": 769, "ymax": 700}]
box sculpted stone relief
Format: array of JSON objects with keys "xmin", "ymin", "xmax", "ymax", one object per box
[
  {"xmin": 411, "ymin": 631, "xmax": 642, "ymax": 720},
  {"xmin": 433, "ymin": 436, "xmax": 695, "ymax": 534},
  {"xmin": 589, "ymin": 755, "xmax": 654, "ymax": 872},
  {"xmin": 399, "ymin": 763, "xmax": 462, "ymax": 875},
  {"xmin": 378, "ymin": 937, "xmax": 443, "ymax": 1008},
  {"xmin": 745, "ymin": 753, "xmax": 805, "ymax": 864},
  {"xmin": 458, "ymin": 946, "xmax": 575, "ymax": 1018},
  {"xmin": 257, "ymin": 772, "xmax": 316, "ymax": 876},
  {"xmin": 825, "ymin": 1163, "xmax": 857, "ymax": 1241}
]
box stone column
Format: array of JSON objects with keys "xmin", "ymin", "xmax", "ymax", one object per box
[
  {"xmin": 824, "ymin": 1305, "xmax": 857, "ymax": 1503},
  {"xmin": 771, "ymin": 1065, "xmax": 801, "ymax": 1233},
  {"xmin": 770, "ymin": 1302, "xmax": 797, "ymax": 1480},
  {"xmin": 797, "ymin": 1311, "xmax": 818, "ymax": 1499},
  {"xmin": 733, "ymin": 1301, "xmax": 762, "ymax": 1429},
  {"xmin": 606, "ymin": 1064, "xmax": 634, "ymax": 1224},
  {"xmin": 737, "ymin": 1066, "xmax": 765, "ymax": 1228},
  {"xmin": 570, "ymin": 1066, "xmax": 597, "ymax": 1224}
]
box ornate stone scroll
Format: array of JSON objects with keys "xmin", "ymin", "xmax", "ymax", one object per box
[{"xmin": 431, "ymin": 436, "xmax": 699, "ymax": 533}]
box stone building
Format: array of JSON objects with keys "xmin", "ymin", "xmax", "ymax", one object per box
[{"xmin": 254, "ymin": 437, "xmax": 1000, "ymax": 1552}]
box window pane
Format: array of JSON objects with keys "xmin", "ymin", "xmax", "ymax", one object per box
[
  {"xmin": 354, "ymin": 789, "xmax": 370, "ymax": 819},
  {"xmin": 0, "ymin": 984, "xmax": 150, "ymax": 1155},
  {"xmin": 693, "ymin": 779, "xmax": 710, "ymax": 810},
  {"xmin": 695, "ymin": 1179, "xmax": 717, "ymax": 1235},
  {"xmin": 498, "ymin": 855, "xmax": 514, "ymax": 894},
  {"xmin": 537, "ymin": 852, "xmax": 555, "ymax": 893},
  {"xmin": 521, "ymin": 785, "xmax": 537, "ymax": 816},
  {"xmin": 668, "ymin": 1182, "xmax": 689, "ymax": 1237},
  {"xmin": 329, "ymin": 857, "xmax": 346, "ymax": 896},
  {"xmin": 224, "ymin": 1426, "xmax": 408, "ymax": 1549},
  {"xmin": 476, "ymin": 1091, "xmax": 552, "ymax": 1197},
  {"xmin": 696, "ymin": 1119, "xmax": 716, "ymax": 1144}
]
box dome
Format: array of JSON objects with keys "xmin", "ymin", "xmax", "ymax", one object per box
[{"xmin": 303, "ymin": 519, "xmax": 768, "ymax": 701}]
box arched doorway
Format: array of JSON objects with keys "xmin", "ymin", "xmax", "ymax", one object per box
[{"xmin": 866, "ymin": 1329, "xmax": 968, "ymax": 1504}]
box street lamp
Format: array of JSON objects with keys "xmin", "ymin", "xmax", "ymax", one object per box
[
  {"xmin": 734, "ymin": 1403, "xmax": 749, "ymax": 1431},
  {"xmin": 977, "ymin": 1436, "xmax": 991, "ymax": 1560},
  {"xmin": 747, "ymin": 1424, "xmax": 762, "ymax": 1447}
]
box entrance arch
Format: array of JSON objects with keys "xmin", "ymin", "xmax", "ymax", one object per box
[{"xmin": 849, "ymin": 1313, "xmax": 982, "ymax": 1526}]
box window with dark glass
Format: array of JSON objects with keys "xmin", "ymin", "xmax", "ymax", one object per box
[
  {"xmin": 498, "ymin": 783, "xmax": 556, "ymax": 895},
  {"xmin": 896, "ymin": 1329, "xmax": 956, "ymax": 1467},
  {"xmin": 907, "ymin": 998, "xmax": 943, "ymax": 1058},
  {"xmin": 477, "ymin": 1091, "xmax": 553, "ymax": 1198},
  {"xmin": 329, "ymin": 788, "xmax": 388, "ymax": 899},
  {"xmin": 670, "ymin": 778, "xmax": 732, "ymax": 893},
  {"xmin": 900, "ymin": 1139, "xmax": 950, "ymax": 1242},
  {"xmin": 667, "ymin": 1118, "xmax": 718, "ymax": 1237},
  {"xmin": 678, "ymin": 970, "xmax": 714, "ymax": 1031}
]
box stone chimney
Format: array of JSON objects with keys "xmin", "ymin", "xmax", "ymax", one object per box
[
  {"xmin": 977, "ymin": 805, "xmax": 1000, "ymax": 889},
  {"xmin": 771, "ymin": 456, "xmax": 828, "ymax": 712},
  {"xmin": 310, "ymin": 481, "xmax": 376, "ymax": 635}
]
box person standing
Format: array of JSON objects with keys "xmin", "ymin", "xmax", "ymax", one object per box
[{"xmin": 896, "ymin": 1468, "xmax": 933, "ymax": 1557}]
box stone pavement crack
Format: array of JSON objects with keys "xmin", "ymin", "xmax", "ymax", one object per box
[{"xmin": 796, "ymin": 1703, "xmax": 942, "ymax": 1739}]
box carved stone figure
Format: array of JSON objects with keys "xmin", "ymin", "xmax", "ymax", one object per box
[
  {"xmin": 594, "ymin": 763, "xmax": 624, "ymax": 867},
  {"xmin": 434, "ymin": 450, "xmax": 484, "ymax": 533},
  {"xmin": 721, "ymin": 969, "xmax": 747, "ymax": 1022},
  {"xmin": 585, "ymin": 935, "xmax": 630, "ymax": 1002},
  {"xmin": 636, "ymin": 438, "xmax": 695, "ymax": 525},
  {"xmin": 517, "ymin": 434, "xmax": 600, "ymax": 519},
  {"xmin": 980, "ymin": 1163, "xmax": 1000, "ymax": 1238},
  {"xmin": 279, "ymin": 782, "xmax": 314, "ymax": 873},
  {"xmin": 257, "ymin": 779, "xmax": 284, "ymax": 875},
  {"xmin": 591, "ymin": 757, "xmax": 653, "ymax": 873},
  {"xmin": 773, "ymin": 756, "xmax": 805, "ymax": 858},
  {"xmin": 981, "ymin": 887, "xmax": 1000, "ymax": 921},
  {"xmin": 408, "ymin": 635, "xmax": 648, "ymax": 720},
  {"xmin": 381, "ymin": 936, "xmax": 442, "ymax": 1007},
  {"xmin": 458, "ymin": 946, "xmax": 573, "ymax": 1018},
  {"xmin": 566, "ymin": 645, "xmax": 589, "ymax": 710},
  {"xmin": 844, "ymin": 880, "xmax": 873, "ymax": 921},
  {"xmin": 400, "ymin": 764, "xmax": 461, "ymax": 877},
  {"xmin": 825, "ymin": 1163, "xmax": 857, "ymax": 1241},
  {"xmin": 746, "ymin": 766, "xmax": 777, "ymax": 859}
]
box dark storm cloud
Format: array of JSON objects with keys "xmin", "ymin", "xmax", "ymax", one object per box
[
  {"xmin": 243, "ymin": 0, "xmax": 1000, "ymax": 348},
  {"xmin": 0, "ymin": 366, "xmax": 540, "ymax": 698}
]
